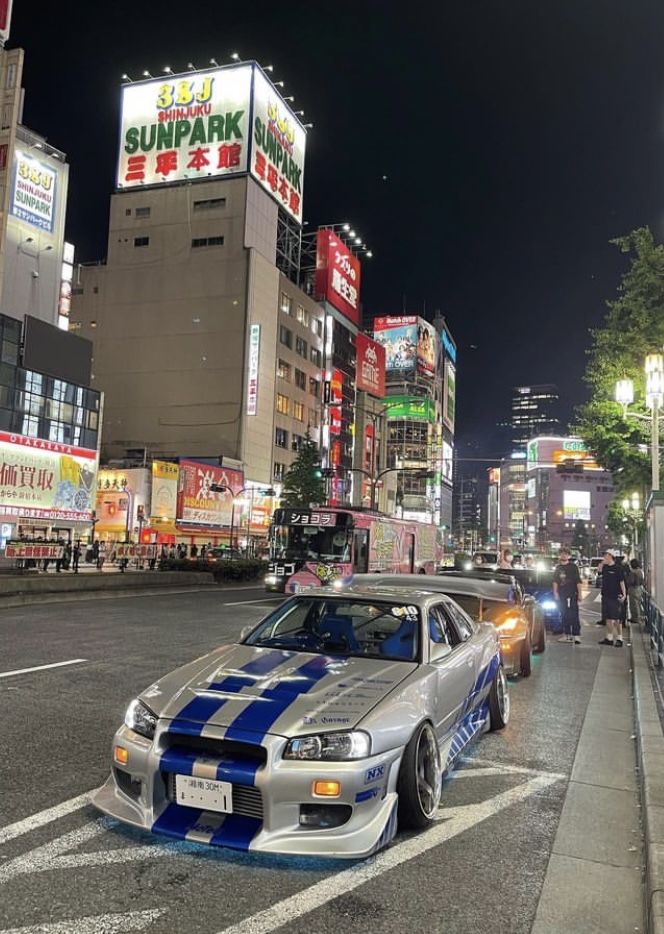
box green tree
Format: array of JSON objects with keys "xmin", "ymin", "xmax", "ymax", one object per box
[
  {"xmin": 280, "ymin": 432, "xmax": 327, "ymax": 508},
  {"xmin": 576, "ymin": 226, "xmax": 664, "ymax": 493}
]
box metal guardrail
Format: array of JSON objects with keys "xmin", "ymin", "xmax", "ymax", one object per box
[{"xmin": 644, "ymin": 591, "xmax": 664, "ymax": 667}]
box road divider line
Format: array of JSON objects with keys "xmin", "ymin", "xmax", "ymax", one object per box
[
  {"xmin": 0, "ymin": 659, "xmax": 87, "ymax": 680},
  {"xmin": 216, "ymin": 773, "xmax": 562, "ymax": 934},
  {"xmin": 223, "ymin": 597, "xmax": 284, "ymax": 607},
  {"xmin": 0, "ymin": 908, "xmax": 166, "ymax": 934},
  {"xmin": 0, "ymin": 791, "xmax": 92, "ymax": 846}
]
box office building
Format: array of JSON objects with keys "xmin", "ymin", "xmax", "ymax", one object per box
[{"xmin": 511, "ymin": 384, "xmax": 561, "ymax": 452}]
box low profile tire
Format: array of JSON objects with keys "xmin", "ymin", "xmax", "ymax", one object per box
[
  {"xmin": 520, "ymin": 634, "xmax": 532, "ymax": 677},
  {"xmin": 397, "ymin": 721, "xmax": 442, "ymax": 830},
  {"xmin": 533, "ymin": 616, "xmax": 546, "ymax": 654},
  {"xmin": 489, "ymin": 665, "xmax": 510, "ymax": 731}
]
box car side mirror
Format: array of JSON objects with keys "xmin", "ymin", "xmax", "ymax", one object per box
[
  {"xmin": 430, "ymin": 642, "xmax": 453, "ymax": 662},
  {"xmin": 240, "ymin": 624, "xmax": 255, "ymax": 641}
]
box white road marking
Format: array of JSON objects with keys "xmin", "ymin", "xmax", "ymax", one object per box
[
  {"xmin": 215, "ymin": 772, "xmax": 563, "ymax": 934},
  {"xmin": 0, "ymin": 659, "xmax": 87, "ymax": 680},
  {"xmin": 449, "ymin": 766, "xmax": 514, "ymax": 779},
  {"xmin": 223, "ymin": 597, "xmax": 284, "ymax": 607},
  {"xmin": 0, "ymin": 792, "xmax": 92, "ymax": 846},
  {"xmin": 594, "ymin": 593, "xmax": 602, "ymax": 604},
  {"xmin": 0, "ymin": 909, "xmax": 166, "ymax": 934},
  {"xmin": 459, "ymin": 757, "xmax": 566, "ymax": 780}
]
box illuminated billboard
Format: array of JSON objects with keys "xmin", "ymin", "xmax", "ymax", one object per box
[
  {"xmin": 563, "ymin": 489, "xmax": 591, "ymax": 522},
  {"xmin": 417, "ymin": 319, "xmax": 437, "ymax": 375},
  {"xmin": 150, "ymin": 460, "xmax": 179, "ymax": 527},
  {"xmin": 117, "ymin": 63, "xmax": 306, "ymax": 223},
  {"xmin": 355, "ymin": 333, "xmax": 385, "ymax": 397},
  {"xmin": 373, "ymin": 316, "xmax": 417, "ymax": 372},
  {"xmin": 11, "ymin": 149, "xmax": 57, "ymax": 233},
  {"xmin": 0, "ymin": 431, "xmax": 96, "ymax": 521},
  {"xmin": 442, "ymin": 441, "xmax": 454, "ymax": 485},
  {"xmin": 177, "ymin": 460, "xmax": 243, "ymax": 528},
  {"xmin": 385, "ymin": 395, "xmax": 435, "ymax": 423},
  {"xmin": 444, "ymin": 361, "xmax": 456, "ymax": 429},
  {"xmin": 315, "ymin": 230, "xmax": 361, "ymax": 325}
]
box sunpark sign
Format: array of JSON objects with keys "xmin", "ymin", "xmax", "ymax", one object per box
[{"xmin": 117, "ymin": 63, "xmax": 306, "ymax": 223}]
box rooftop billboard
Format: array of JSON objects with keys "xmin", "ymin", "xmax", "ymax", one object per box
[
  {"xmin": 355, "ymin": 333, "xmax": 385, "ymax": 398},
  {"xmin": 315, "ymin": 230, "xmax": 361, "ymax": 325},
  {"xmin": 373, "ymin": 316, "xmax": 437, "ymax": 377}
]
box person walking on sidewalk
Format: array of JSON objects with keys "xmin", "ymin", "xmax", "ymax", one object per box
[
  {"xmin": 553, "ymin": 547, "xmax": 583, "ymax": 643},
  {"xmin": 598, "ymin": 551, "xmax": 627, "ymax": 647},
  {"xmin": 627, "ymin": 558, "xmax": 644, "ymax": 626}
]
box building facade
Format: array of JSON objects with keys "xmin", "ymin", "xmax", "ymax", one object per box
[{"xmin": 511, "ymin": 384, "xmax": 561, "ymax": 452}]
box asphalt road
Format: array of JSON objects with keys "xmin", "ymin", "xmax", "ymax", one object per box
[{"xmin": 1, "ymin": 585, "xmax": 610, "ymax": 934}]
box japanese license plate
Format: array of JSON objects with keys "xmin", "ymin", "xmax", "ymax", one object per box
[{"xmin": 175, "ymin": 775, "xmax": 233, "ymax": 813}]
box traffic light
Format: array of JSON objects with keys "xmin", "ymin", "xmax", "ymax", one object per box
[{"xmin": 314, "ymin": 465, "xmax": 334, "ymax": 479}]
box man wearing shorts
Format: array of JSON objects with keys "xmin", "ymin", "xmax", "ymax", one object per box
[
  {"xmin": 553, "ymin": 548, "xmax": 582, "ymax": 643},
  {"xmin": 598, "ymin": 551, "xmax": 627, "ymax": 647}
]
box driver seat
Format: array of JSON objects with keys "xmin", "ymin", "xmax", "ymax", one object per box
[{"xmin": 320, "ymin": 614, "xmax": 359, "ymax": 651}]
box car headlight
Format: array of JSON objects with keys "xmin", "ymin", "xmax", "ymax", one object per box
[
  {"xmin": 283, "ymin": 731, "xmax": 371, "ymax": 761},
  {"xmin": 540, "ymin": 599, "xmax": 557, "ymax": 611},
  {"xmin": 497, "ymin": 616, "xmax": 521, "ymax": 637},
  {"xmin": 463, "ymin": 562, "xmax": 472, "ymax": 571},
  {"xmin": 124, "ymin": 698, "xmax": 157, "ymax": 740},
  {"xmin": 265, "ymin": 575, "xmax": 278, "ymax": 585}
]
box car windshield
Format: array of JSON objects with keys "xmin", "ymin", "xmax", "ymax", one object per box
[
  {"xmin": 244, "ymin": 597, "xmax": 420, "ymax": 662},
  {"xmin": 447, "ymin": 594, "xmax": 509, "ymax": 624},
  {"xmin": 270, "ymin": 525, "xmax": 351, "ymax": 562}
]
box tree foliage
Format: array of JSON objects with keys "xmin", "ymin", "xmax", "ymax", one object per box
[
  {"xmin": 576, "ymin": 227, "xmax": 664, "ymax": 494},
  {"xmin": 280, "ymin": 432, "xmax": 327, "ymax": 508}
]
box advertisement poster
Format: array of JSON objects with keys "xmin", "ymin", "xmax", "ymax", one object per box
[
  {"xmin": 94, "ymin": 490, "xmax": 130, "ymax": 535},
  {"xmin": 246, "ymin": 324, "xmax": 261, "ymax": 415},
  {"xmin": 563, "ymin": 490, "xmax": 591, "ymax": 522},
  {"xmin": 355, "ymin": 333, "xmax": 385, "ymax": 397},
  {"xmin": 251, "ymin": 67, "xmax": 306, "ymax": 224},
  {"xmin": 0, "ymin": 431, "xmax": 96, "ymax": 521},
  {"xmin": 11, "ymin": 150, "xmax": 57, "ymax": 233},
  {"xmin": 417, "ymin": 319, "xmax": 437, "ymax": 374},
  {"xmin": 117, "ymin": 65, "xmax": 252, "ymax": 189},
  {"xmin": 373, "ymin": 316, "xmax": 417, "ymax": 372},
  {"xmin": 150, "ymin": 461, "xmax": 179, "ymax": 524},
  {"xmin": 442, "ymin": 441, "xmax": 454, "ymax": 485},
  {"xmin": 384, "ymin": 395, "xmax": 436, "ymax": 423},
  {"xmin": 177, "ymin": 460, "xmax": 244, "ymax": 528},
  {"xmin": 314, "ymin": 230, "xmax": 361, "ymax": 325},
  {"xmin": 444, "ymin": 361, "xmax": 456, "ymax": 429},
  {"xmin": 329, "ymin": 369, "xmax": 343, "ymax": 435}
]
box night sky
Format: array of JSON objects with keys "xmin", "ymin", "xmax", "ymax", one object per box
[{"xmin": 10, "ymin": 1, "xmax": 664, "ymax": 466}]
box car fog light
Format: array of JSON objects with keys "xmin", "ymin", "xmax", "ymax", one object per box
[
  {"xmin": 299, "ymin": 804, "xmax": 352, "ymax": 828},
  {"xmin": 114, "ymin": 745, "xmax": 129, "ymax": 765},
  {"xmin": 313, "ymin": 780, "xmax": 341, "ymax": 797}
]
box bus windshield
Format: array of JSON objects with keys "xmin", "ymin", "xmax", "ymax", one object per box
[{"xmin": 270, "ymin": 524, "xmax": 351, "ymax": 562}]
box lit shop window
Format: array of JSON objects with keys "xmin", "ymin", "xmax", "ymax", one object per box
[{"xmin": 276, "ymin": 393, "xmax": 290, "ymax": 415}]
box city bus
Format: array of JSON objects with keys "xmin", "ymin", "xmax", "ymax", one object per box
[{"xmin": 265, "ymin": 506, "xmax": 443, "ymax": 593}]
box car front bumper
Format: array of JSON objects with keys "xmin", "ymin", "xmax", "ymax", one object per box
[
  {"xmin": 92, "ymin": 722, "xmax": 403, "ymax": 859},
  {"xmin": 498, "ymin": 634, "xmax": 527, "ymax": 676}
]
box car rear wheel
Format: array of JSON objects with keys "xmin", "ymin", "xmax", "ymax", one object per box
[
  {"xmin": 520, "ymin": 634, "xmax": 532, "ymax": 677},
  {"xmin": 489, "ymin": 665, "xmax": 510, "ymax": 731},
  {"xmin": 533, "ymin": 615, "xmax": 546, "ymax": 654},
  {"xmin": 397, "ymin": 722, "xmax": 442, "ymax": 830}
]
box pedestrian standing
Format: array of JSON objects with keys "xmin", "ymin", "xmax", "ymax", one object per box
[
  {"xmin": 627, "ymin": 558, "xmax": 644, "ymax": 626},
  {"xmin": 72, "ymin": 541, "xmax": 81, "ymax": 574},
  {"xmin": 598, "ymin": 551, "xmax": 627, "ymax": 647},
  {"xmin": 499, "ymin": 548, "xmax": 513, "ymax": 570},
  {"xmin": 553, "ymin": 547, "xmax": 583, "ymax": 644},
  {"xmin": 190, "ymin": 543, "xmax": 198, "ymax": 559}
]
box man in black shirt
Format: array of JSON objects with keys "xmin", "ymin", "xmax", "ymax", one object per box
[
  {"xmin": 598, "ymin": 551, "xmax": 627, "ymax": 647},
  {"xmin": 553, "ymin": 548, "xmax": 583, "ymax": 644}
]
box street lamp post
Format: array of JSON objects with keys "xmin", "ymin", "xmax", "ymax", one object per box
[
  {"xmin": 645, "ymin": 352, "xmax": 663, "ymax": 493},
  {"xmin": 212, "ymin": 484, "xmax": 276, "ymax": 556}
]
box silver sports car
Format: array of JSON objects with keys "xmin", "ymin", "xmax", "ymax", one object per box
[{"xmin": 93, "ymin": 585, "xmax": 509, "ymax": 859}]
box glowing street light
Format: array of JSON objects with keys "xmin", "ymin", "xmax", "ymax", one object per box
[{"xmin": 615, "ymin": 378, "xmax": 634, "ymax": 408}]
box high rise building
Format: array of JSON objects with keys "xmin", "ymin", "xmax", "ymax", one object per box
[
  {"xmin": 511, "ymin": 384, "xmax": 561, "ymax": 452},
  {"xmin": 453, "ymin": 475, "xmax": 482, "ymax": 551}
]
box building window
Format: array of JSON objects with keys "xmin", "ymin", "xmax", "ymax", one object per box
[
  {"xmin": 135, "ymin": 206, "xmax": 151, "ymax": 218},
  {"xmin": 293, "ymin": 401, "xmax": 305, "ymax": 422},
  {"xmin": 279, "ymin": 326, "xmax": 292, "ymax": 349},
  {"xmin": 296, "ymin": 305, "xmax": 309, "ymax": 327},
  {"xmin": 192, "ymin": 236, "xmax": 224, "ymax": 248},
  {"xmin": 292, "ymin": 433, "xmax": 306, "ymax": 452},
  {"xmin": 310, "ymin": 348, "xmax": 322, "ymax": 367},
  {"xmin": 277, "ymin": 359, "xmax": 291, "ymax": 381},
  {"xmin": 276, "ymin": 393, "xmax": 290, "ymax": 415},
  {"xmin": 134, "ymin": 236, "xmax": 149, "ymax": 247},
  {"xmin": 273, "ymin": 462, "xmax": 286, "ymax": 481},
  {"xmin": 194, "ymin": 197, "xmax": 226, "ymax": 211},
  {"xmin": 294, "ymin": 368, "xmax": 306, "ymax": 391},
  {"xmin": 125, "ymin": 208, "xmax": 132, "ymax": 217},
  {"xmin": 280, "ymin": 292, "xmax": 292, "ymax": 315},
  {"xmin": 275, "ymin": 427, "xmax": 288, "ymax": 449},
  {"xmin": 309, "ymin": 408, "xmax": 320, "ymax": 428},
  {"xmin": 312, "ymin": 318, "xmax": 323, "ymax": 337},
  {"xmin": 295, "ymin": 336, "xmax": 308, "ymax": 359},
  {"xmin": 309, "ymin": 379, "xmax": 320, "ymax": 398}
]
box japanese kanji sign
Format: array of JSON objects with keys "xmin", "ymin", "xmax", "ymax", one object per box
[
  {"xmin": 11, "ymin": 149, "xmax": 57, "ymax": 233},
  {"xmin": 117, "ymin": 65, "xmax": 252, "ymax": 189},
  {"xmin": 246, "ymin": 324, "xmax": 261, "ymax": 416},
  {"xmin": 251, "ymin": 67, "xmax": 306, "ymax": 224},
  {"xmin": 0, "ymin": 0, "xmax": 13, "ymax": 44},
  {"xmin": 176, "ymin": 460, "xmax": 244, "ymax": 528},
  {"xmin": 315, "ymin": 230, "xmax": 361, "ymax": 325},
  {"xmin": 117, "ymin": 64, "xmax": 307, "ymax": 225},
  {"xmin": 0, "ymin": 431, "xmax": 97, "ymax": 521},
  {"xmin": 355, "ymin": 334, "xmax": 386, "ymax": 398}
]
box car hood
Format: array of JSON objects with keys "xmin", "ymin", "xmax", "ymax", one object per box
[{"xmin": 142, "ymin": 643, "xmax": 416, "ymax": 739}]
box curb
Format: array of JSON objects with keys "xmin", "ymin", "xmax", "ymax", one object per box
[{"xmin": 631, "ymin": 625, "xmax": 664, "ymax": 934}]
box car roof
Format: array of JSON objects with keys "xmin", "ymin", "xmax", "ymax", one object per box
[{"xmin": 346, "ymin": 574, "xmax": 513, "ymax": 601}]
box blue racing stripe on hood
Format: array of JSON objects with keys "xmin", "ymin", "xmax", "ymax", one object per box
[
  {"xmin": 209, "ymin": 815, "xmax": 262, "ymax": 850},
  {"xmin": 166, "ymin": 649, "xmax": 291, "ymax": 735},
  {"xmin": 224, "ymin": 655, "xmax": 333, "ymax": 742},
  {"xmin": 152, "ymin": 803, "xmax": 204, "ymax": 839}
]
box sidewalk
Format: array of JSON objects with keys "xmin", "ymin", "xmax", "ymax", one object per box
[{"xmin": 531, "ymin": 624, "xmax": 645, "ymax": 933}]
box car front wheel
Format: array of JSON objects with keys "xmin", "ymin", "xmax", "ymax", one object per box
[
  {"xmin": 520, "ymin": 634, "xmax": 532, "ymax": 677},
  {"xmin": 397, "ymin": 721, "xmax": 442, "ymax": 830},
  {"xmin": 489, "ymin": 665, "xmax": 510, "ymax": 731}
]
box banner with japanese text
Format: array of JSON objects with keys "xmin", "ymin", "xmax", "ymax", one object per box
[
  {"xmin": 177, "ymin": 460, "xmax": 244, "ymax": 528},
  {"xmin": 0, "ymin": 431, "xmax": 97, "ymax": 521},
  {"xmin": 355, "ymin": 333, "xmax": 385, "ymax": 397},
  {"xmin": 315, "ymin": 230, "xmax": 361, "ymax": 324},
  {"xmin": 11, "ymin": 149, "xmax": 57, "ymax": 233},
  {"xmin": 117, "ymin": 65, "xmax": 252, "ymax": 188}
]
